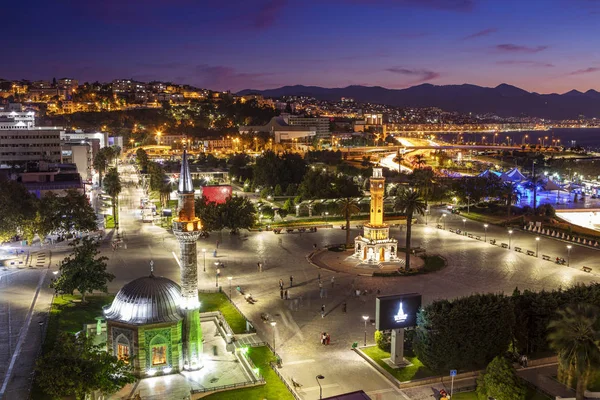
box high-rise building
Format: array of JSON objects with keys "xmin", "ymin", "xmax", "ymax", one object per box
[{"xmin": 283, "ymin": 114, "xmax": 331, "ymax": 138}]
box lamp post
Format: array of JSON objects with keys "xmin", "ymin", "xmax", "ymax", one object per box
[
  {"xmin": 215, "ymin": 264, "xmax": 220, "ymax": 287},
  {"xmin": 442, "ymin": 213, "xmax": 446, "ymax": 230},
  {"xmin": 228, "ymin": 276, "xmax": 233, "ymax": 301},
  {"xmin": 425, "ymin": 208, "xmax": 429, "ymax": 225},
  {"xmin": 316, "ymin": 375, "xmax": 325, "ymax": 399},
  {"xmin": 202, "ymin": 248, "xmax": 206, "ymax": 272},
  {"xmin": 462, "ymin": 218, "xmax": 466, "ymax": 231},
  {"xmin": 466, "ymin": 195, "xmax": 471, "ymax": 214},
  {"xmin": 567, "ymin": 245, "xmax": 572, "ymax": 266},
  {"xmin": 535, "ymin": 237, "xmax": 540, "ymax": 257},
  {"xmin": 362, "ymin": 315, "xmax": 369, "ymax": 346},
  {"xmin": 484, "ymin": 224, "xmax": 488, "ymax": 243},
  {"xmin": 270, "ymin": 321, "xmax": 277, "ymax": 353},
  {"xmin": 508, "ymin": 230, "xmax": 513, "ymax": 249},
  {"xmin": 325, "ymin": 212, "xmax": 329, "ymax": 222}
]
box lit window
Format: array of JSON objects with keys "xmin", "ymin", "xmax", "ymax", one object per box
[
  {"xmin": 152, "ymin": 345, "xmax": 167, "ymax": 366},
  {"xmin": 117, "ymin": 343, "xmax": 130, "ymax": 362}
]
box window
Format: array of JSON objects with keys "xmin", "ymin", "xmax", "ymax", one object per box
[
  {"xmin": 117, "ymin": 343, "xmax": 130, "ymax": 362},
  {"xmin": 152, "ymin": 345, "xmax": 167, "ymax": 365}
]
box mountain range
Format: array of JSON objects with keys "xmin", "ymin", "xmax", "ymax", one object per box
[{"xmin": 238, "ymin": 84, "xmax": 600, "ymax": 120}]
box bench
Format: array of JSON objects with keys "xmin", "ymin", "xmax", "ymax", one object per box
[
  {"xmin": 542, "ymin": 255, "xmax": 551, "ymax": 261},
  {"xmin": 449, "ymin": 228, "xmax": 455, "ymax": 233},
  {"xmin": 437, "ymin": 224, "xmax": 443, "ymax": 229},
  {"xmin": 501, "ymin": 243, "xmax": 508, "ymax": 248},
  {"xmin": 475, "ymin": 236, "xmax": 481, "ymax": 241},
  {"xmin": 292, "ymin": 377, "xmax": 302, "ymax": 388},
  {"xmin": 467, "ymin": 233, "xmax": 473, "ymax": 238},
  {"xmin": 526, "ymin": 250, "xmax": 535, "ymax": 256},
  {"xmin": 514, "ymin": 247, "xmax": 522, "ymax": 252},
  {"xmin": 490, "ymin": 239, "xmax": 496, "ymax": 245},
  {"xmin": 582, "ymin": 266, "xmax": 592, "ymax": 273}
]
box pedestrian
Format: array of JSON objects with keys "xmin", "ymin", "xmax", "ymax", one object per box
[
  {"xmin": 216, "ymin": 240, "xmax": 219, "ymax": 249},
  {"xmin": 319, "ymin": 288, "xmax": 324, "ymax": 299},
  {"xmin": 318, "ymin": 272, "xmax": 321, "ymax": 282},
  {"xmin": 523, "ymin": 355, "xmax": 528, "ymax": 367},
  {"xmin": 342, "ymin": 302, "xmax": 347, "ymax": 313},
  {"xmin": 331, "ymin": 276, "xmax": 335, "ymax": 288},
  {"xmin": 285, "ymin": 289, "xmax": 288, "ymax": 300},
  {"xmin": 321, "ymin": 304, "xmax": 325, "ymax": 318},
  {"xmin": 257, "ymin": 262, "xmax": 261, "ymax": 272},
  {"xmin": 280, "ymin": 288, "xmax": 284, "ymax": 299},
  {"xmin": 319, "ymin": 281, "xmax": 323, "ymax": 290},
  {"xmin": 279, "ymin": 279, "xmax": 284, "ymax": 290},
  {"xmin": 321, "ymin": 332, "xmax": 326, "ymax": 345},
  {"xmin": 290, "ymin": 275, "xmax": 294, "ymax": 287},
  {"xmin": 313, "ymin": 243, "xmax": 317, "ymax": 249},
  {"xmin": 213, "ymin": 249, "xmax": 218, "ymax": 257},
  {"xmin": 259, "ymin": 262, "xmax": 263, "ymax": 272},
  {"xmin": 326, "ymin": 333, "xmax": 330, "ymax": 345}
]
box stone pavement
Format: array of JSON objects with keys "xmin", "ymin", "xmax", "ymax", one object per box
[{"xmin": 517, "ymin": 364, "xmax": 575, "ymax": 399}]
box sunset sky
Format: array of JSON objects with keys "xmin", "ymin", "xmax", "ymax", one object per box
[{"xmin": 4, "ymin": 0, "xmax": 600, "ymax": 93}]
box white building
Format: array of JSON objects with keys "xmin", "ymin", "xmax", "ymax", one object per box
[{"xmin": 282, "ymin": 114, "xmax": 330, "ymax": 138}]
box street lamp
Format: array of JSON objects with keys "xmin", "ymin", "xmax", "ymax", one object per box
[
  {"xmin": 362, "ymin": 315, "xmax": 369, "ymax": 346},
  {"xmin": 535, "ymin": 237, "xmax": 540, "ymax": 257},
  {"xmin": 508, "ymin": 230, "xmax": 513, "ymax": 249},
  {"xmin": 484, "ymin": 224, "xmax": 488, "ymax": 243},
  {"xmin": 567, "ymin": 245, "xmax": 572, "ymax": 266},
  {"xmin": 270, "ymin": 321, "xmax": 277, "ymax": 353},
  {"xmin": 442, "ymin": 213, "xmax": 446, "ymax": 230},
  {"xmin": 316, "ymin": 375, "xmax": 325, "ymax": 399},
  {"xmin": 325, "ymin": 212, "xmax": 329, "ymax": 222},
  {"xmin": 228, "ymin": 276, "xmax": 233, "ymax": 301},
  {"xmin": 215, "ymin": 264, "xmax": 220, "ymax": 287},
  {"xmin": 462, "ymin": 218, "xmax": 466, "ymax": 231}
]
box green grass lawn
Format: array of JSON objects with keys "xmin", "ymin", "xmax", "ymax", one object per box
[
  {"xmin": 452, "ymin": 387, "xmax": 550, "ymax": 400},
  {"xmin": 199, "ymin": 292, "xmax": 248, "ymax": 334},
  {"xmin": 204, "ymin": 346, "xmax": 294, "ymax": 400},
  {"xmin": 361, "ymin": 346, "xmax": 436, "ymax": 382}
]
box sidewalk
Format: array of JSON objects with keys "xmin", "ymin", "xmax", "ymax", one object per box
[{"xmin": 517, "ymin": 364, "xmax": 576, "ymax": 399}]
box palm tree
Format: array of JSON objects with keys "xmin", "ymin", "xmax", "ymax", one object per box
[
  {"xmin": 338, "ymin": 198, "xmax": 360, "ymax": 248},
  {"xmin": 394, "ymin": 189, "xmax": 427, "ymax": 270},
  {"xmin": 103, "ymin": 168, "xmax": 122, "ymax": 232},
  {"xmin": 413, "ymin": 154, "xmax": 426, "ymax": 169},
  {"xmin": 525, "ymin": 175, "xmax": 544, "ymax": 212},
  {"xmin": 548, "ymin": 303, "xmax": 600, "ymax": 400},
  {"xmin": 499, "ymin": 182, "xmax": 520, "ymax": 220}
]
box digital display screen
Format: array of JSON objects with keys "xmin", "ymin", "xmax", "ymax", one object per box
[{"xmin": 376, "ymin": 293, "xmax": 422, "ymax": 330}]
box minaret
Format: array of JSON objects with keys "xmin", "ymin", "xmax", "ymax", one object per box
[{"xmin": 172, "ymin": 147, "xmax": 203, "ymax": 370}]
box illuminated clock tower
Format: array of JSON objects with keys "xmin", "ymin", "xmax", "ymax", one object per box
[
  {"xmin": 172, "ymin": 148, "xmax": 204, "ymax": 370},
  {"xmin": 354, "ymin": 168, "xmax": 398, "ymax": 264}
]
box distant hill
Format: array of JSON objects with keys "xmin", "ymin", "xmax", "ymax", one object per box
[{"xmin": 238, "ymin": 83, "xmax": 600, "ymax": 119}]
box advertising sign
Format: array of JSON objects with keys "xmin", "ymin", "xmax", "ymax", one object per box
[{"xmin": 376, "ymin": 293, "xmax": 422, "ymax": 330}]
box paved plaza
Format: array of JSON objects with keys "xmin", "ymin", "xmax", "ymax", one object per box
[{"xmin": 1, "ymin": 164, "xmax": 598, "ymax": 399}]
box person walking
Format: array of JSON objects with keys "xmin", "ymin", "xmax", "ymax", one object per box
[
  {"xmin": 326, "ymin": 333, "xmax": 330, "ymax": 345},
  {"xmin": 284, "ymin": 289, "xmax": 288, "ymax": 300},
  {"xmin": 319, "ymin": 287, "xmax": 324, "ymax": 299},
  {"xmin": 317, "ymin": 272, "xmax": 321, "ymax": 283},
  {"xmin": 290, "ymin": 275, "xmax": 294, "ymax": 287},
  {"xmin": 279, "ymin": 279, "xmax": 284, "ymax": 290},
  {"xmin": 280, "ymin": 288, "xmax": 284, "ymax": 299},
  {"xmin": 321, "ymin": 304, "xmax": 325, "ymax": 318},
  {"xmin": 331, "ymin": 276, "xmax": 335, "ymax": 288},
  {"xmin": 216, "ymin": 240, "xmax": 220, "ymax": 249}
]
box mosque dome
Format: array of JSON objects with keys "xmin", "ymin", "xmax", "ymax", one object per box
[{"xmin": 104, "ymin": 274, "xmax": 184, "ymax": 325}]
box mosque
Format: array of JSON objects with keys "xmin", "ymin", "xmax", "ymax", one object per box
[{"xmin": 101, "ymin": 149, "xmax": 204, "ymax": 377}]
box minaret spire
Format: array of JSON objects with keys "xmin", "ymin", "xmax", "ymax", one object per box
[{"xmin": 172, "ymin": 145, "xmax": 204, "ymax": 371}]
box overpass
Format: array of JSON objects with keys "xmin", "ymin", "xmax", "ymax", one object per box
[{"xmin": 340, "ymin": 144, "xmax": 522, "ymax": 154}]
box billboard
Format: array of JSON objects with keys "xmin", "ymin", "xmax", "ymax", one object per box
[
  {"xmin": 201, "ymin": 185, "xmax": 232, "ymax": 204},
  {"xmin": 376, "ymin": 293, "xmax": 422, "ymax": 330}
]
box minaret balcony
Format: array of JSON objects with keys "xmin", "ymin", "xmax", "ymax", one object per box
[{"xmin": 172, "ymin": 218, "xmax": 202, "ymax": 233}]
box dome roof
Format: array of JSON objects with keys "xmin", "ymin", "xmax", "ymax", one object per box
[{"xmin": 104, "ymin": 274, "xmax": 184, "ymax": 325}]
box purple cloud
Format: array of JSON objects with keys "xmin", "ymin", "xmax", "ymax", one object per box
[
  {"xmin": 462, "ymin": 28, "xmax": 496, "ymax": 40},
  {"xmin": 193, "ymin": 64, "xmax": 275, "ymax": 90},
  {"xmin": 385, "ymin": 67, "xmax": 440, "ymax": 83},
  {"xmin": 497, "ymin": 60, "xmax": 554, "ymax": 68},
  {"xmin": 568, "ymin": 67, "xmax": 600, "ymax": 76},
  {"xmin": 344, "ymin": 0, "xmax": 477, "ymax": 12},
  {"xmin": 495, "ymin": 44, "xmax": 548, "ymax": 53}
]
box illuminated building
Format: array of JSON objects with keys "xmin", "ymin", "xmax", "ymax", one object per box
[{"xmin": 354, "ymin": 168, "xmax": 399, "ymax": 263}]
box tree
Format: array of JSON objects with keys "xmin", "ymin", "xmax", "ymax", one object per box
[
  {"xmin": 51, "ymin": 237, "xmax": 114, "ymax": 303},
  {"xmin": 103, "ymin": 168, "xmax": 122, "ymax": 231},
  {"xmin": 159, "ymin": 182, "xmax": 172, "ymax": 208},
  {"xmin": 221, "ymin": 195, "xmax": 256, "ymax": 233},
  {"xmin": 274, "ymin": 184, "xmax": 283, "ymax": 196},
  {"xmin": 476, "ymin": 356, "xmax": 526, "ymax": 400},
  {"xmin": 548, "ymin": 304, "xmax": 600, "ymax": 400},
  {"xmin": 135, "ymin": 147, "xmax": 149, "ymax": 170},
  {"xmin": 36, "ymin": 332, "xmax": 135, "ymax": 400},
  {"xmin": 499, "ymin": 182, "xmax": 520, "ymax": 220},
  {"xmin": 394, "ymin": 189, "xmax": 426, "ymax": 270},
  {"xmin": 38, "ymin": 190, "xmax": 97, "ymax": 236},
  {"xmin": 93, "ymin": 149, "xmax": 107, "ymax": 185},
  {"xmin": 525, "ymin": 175, "xmax": 544, "ymax": 212},
  {"xmin": 338, "ymin": 198, "xmax": 360, "ymax": 247},
  {"xmin": 0, "ymin": 179, "xmax": 38, "ymax": 243},
  {"xmin": 194, "ymin": 197, "xmax": 224, "ymax": 232}
]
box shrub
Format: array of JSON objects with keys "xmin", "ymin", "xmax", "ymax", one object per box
[{"xmin": 375, "ymin": 330, "xmax": 391, "ymax": 352}]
